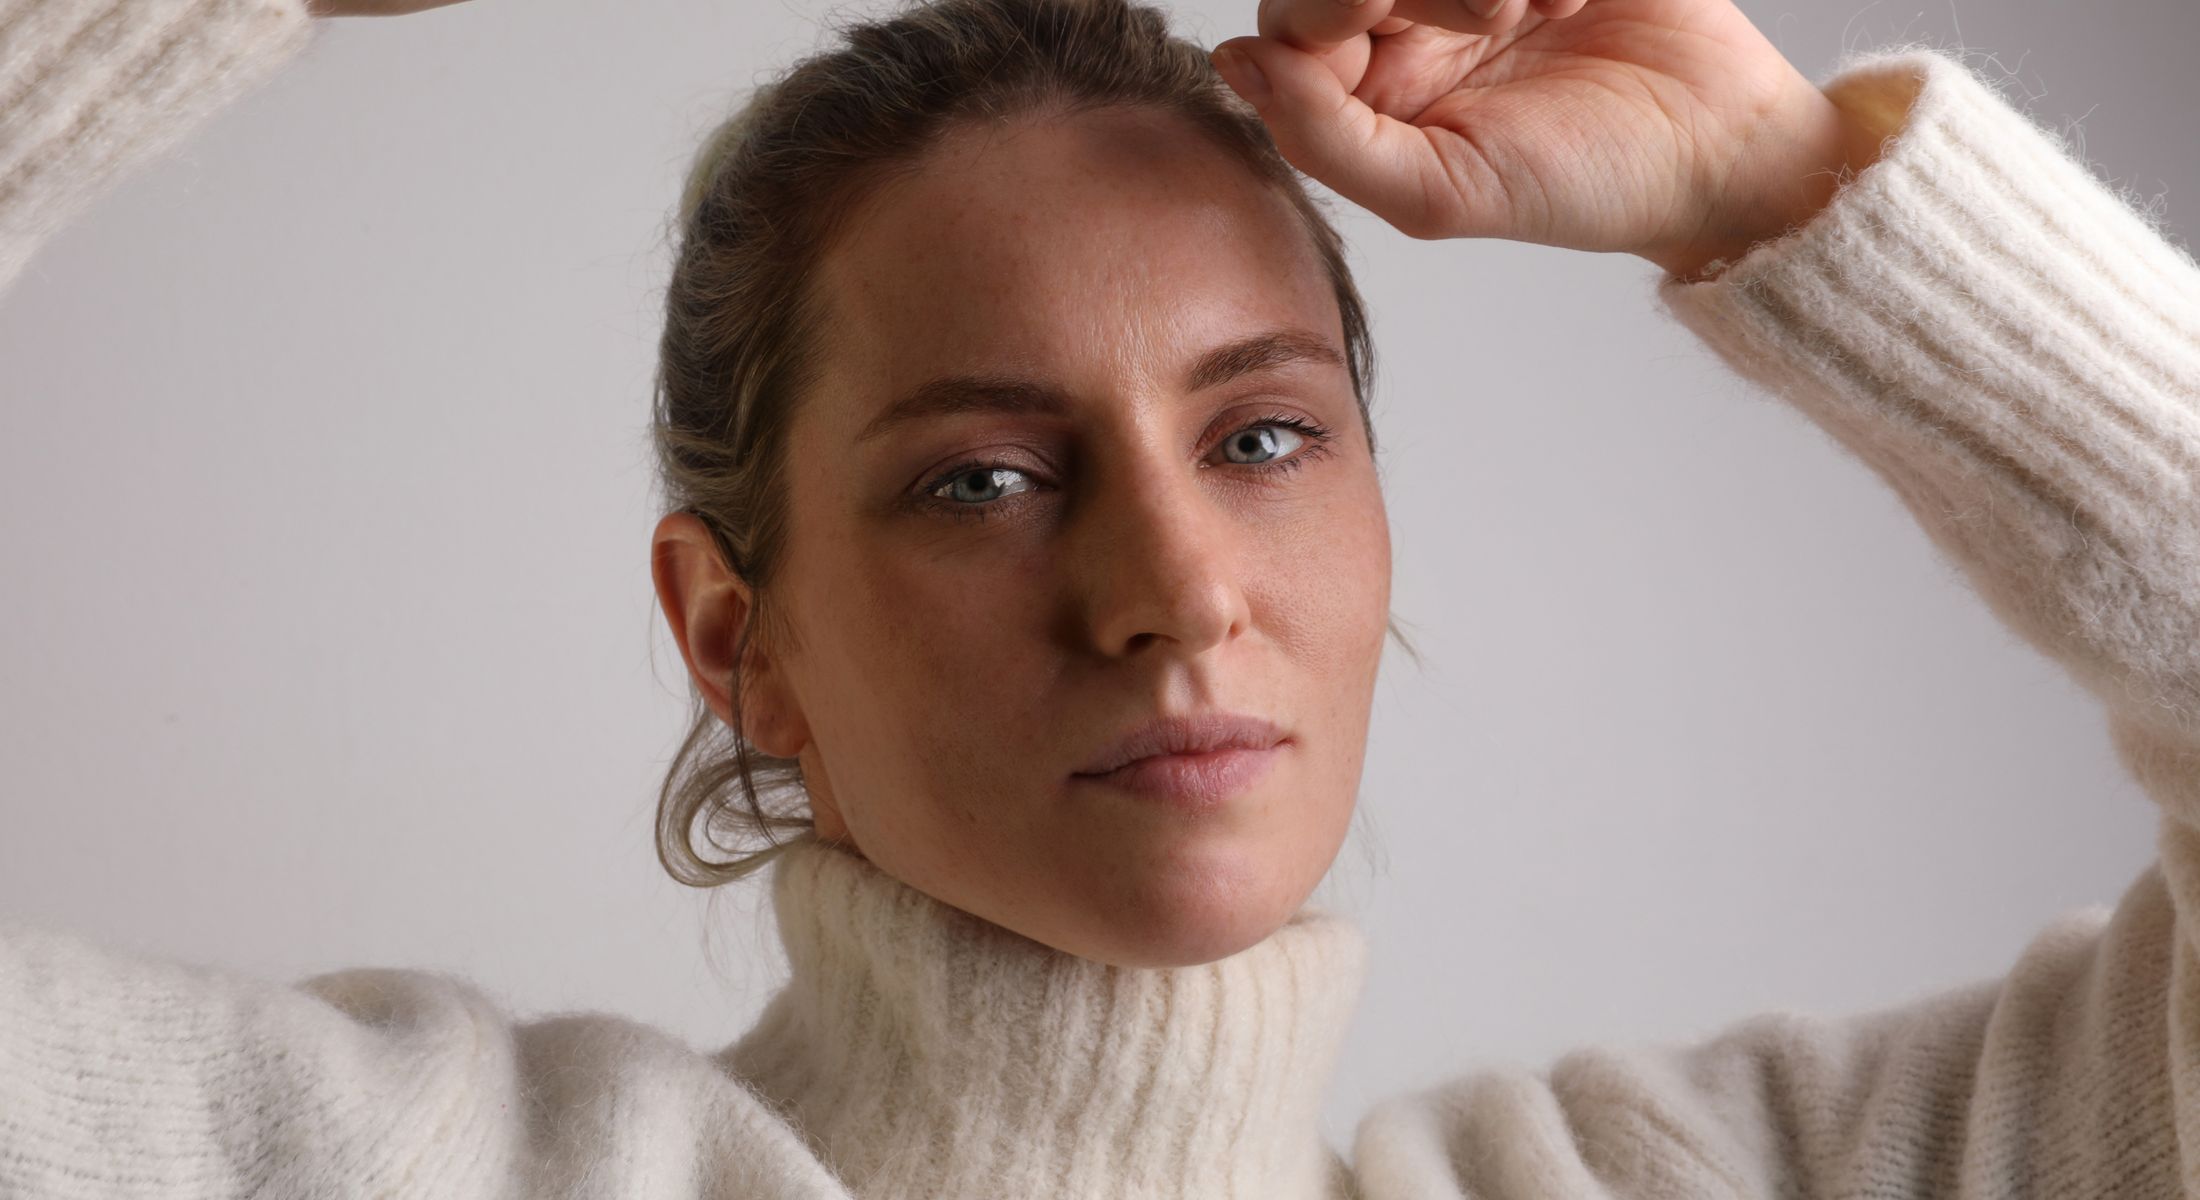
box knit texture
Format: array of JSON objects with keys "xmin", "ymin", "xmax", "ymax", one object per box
[
  {"xmin": 719, "ymin": 840, "xmax": 1367, "ymax": 1199},
  {"xmin": 3, "ymin": 9, "xmax": 2198, "ymax": 1198},
  {"xmin": 0, "ymin": 0, "xmax": 310, "ymax": 294}
]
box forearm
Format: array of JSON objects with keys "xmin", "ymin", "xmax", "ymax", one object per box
[
  {"xmin": 0, "ymin": 0, "xmax": 311, "ymax": 297},
  {"xmin": 1640, "ymin": 85, "xmax": 1898, "ymax": 283}
]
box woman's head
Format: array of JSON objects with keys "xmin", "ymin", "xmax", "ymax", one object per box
[{"xmin": 650, "ymin": 0, "xmax": 1390, "ymax": 968}]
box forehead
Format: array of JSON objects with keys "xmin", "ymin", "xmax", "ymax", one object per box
[{"xmin": 808, "ymin": 105, "xmax": 1340, "ymax": 418}]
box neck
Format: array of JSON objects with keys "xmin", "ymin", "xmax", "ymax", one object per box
[{"xmin": 720, "ymin": 837, "xmax": 1369, "ymax": 1200}]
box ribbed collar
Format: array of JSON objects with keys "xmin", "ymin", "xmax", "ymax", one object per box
[{"xmin": 719, "ymin": 837, "xmax": 1369, "ymax": 1200}]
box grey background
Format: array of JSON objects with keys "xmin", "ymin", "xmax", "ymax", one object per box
[{"xmin": 1, "ymin": 0, "xmax": 2191, "ymax": 1151}]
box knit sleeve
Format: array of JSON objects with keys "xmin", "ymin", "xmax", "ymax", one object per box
[
  {"xmin": 0, "ymin": 0, "xmax": 312, "ymax": 297},
  {"xmin": 0, "ymin": 910, "xmax": 837, "ymax": 1196},
  {"xmin": 1352, "ymin": 46, "xmax": 2200, "ymax": 1200},
  {"xmin": 1650, "ymin": 45, "xmax": 2200, "ymax": 842},
  {"xmin": 0, "ymin": 911, "xmax": 531, "ymax": 1195}
]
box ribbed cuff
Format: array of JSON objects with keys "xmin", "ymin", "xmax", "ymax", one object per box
[
  {"xmin": 0, "ymin": 0, "xmax": 313, "ymax": 294},
  {"xmin": 1653, "ymin": 46, "xmax": 2200, "ymax": 767}
]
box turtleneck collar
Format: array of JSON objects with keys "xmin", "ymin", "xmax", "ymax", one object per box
[{"xmin": 719, "ymin": 836, "xmax": 1369, "ymax": 1200}]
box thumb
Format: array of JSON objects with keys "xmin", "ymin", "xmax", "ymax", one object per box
[{"xmin": 1210, "ymin": 35, "xmax": 1445, "ymax": 237}]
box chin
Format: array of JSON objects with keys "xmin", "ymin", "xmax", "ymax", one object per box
[{"xmin": 1062, "ymin": 853, "xmax": 1313, "ymax": 969}]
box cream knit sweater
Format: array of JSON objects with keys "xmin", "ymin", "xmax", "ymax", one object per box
[{"xmin": 4, "ymin": 1, "xmax": 2198, "ymax": 1197}]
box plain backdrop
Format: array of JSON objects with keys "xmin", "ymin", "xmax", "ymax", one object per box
[{"xmin": 1, "ymin": 0, "xmax": 2193, "ymax": 1153}]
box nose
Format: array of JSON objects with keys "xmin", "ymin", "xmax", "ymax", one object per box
[{"xmin": 1071, "ymin": 455, "xmax": 1251, "ymax": 659}]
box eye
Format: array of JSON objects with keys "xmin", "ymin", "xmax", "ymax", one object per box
[
  {"xmin": 1215, "ymin": 422, "xmax": 1306, "ymax": 465},
  {"xmin": 1208, "ymin": 413, "xmax": 1333, "ymax": 472},
  {"xmin": 930, "ymin": 466, "xmax": 1035, "ymax": 506}
]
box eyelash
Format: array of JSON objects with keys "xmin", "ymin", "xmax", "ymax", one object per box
[{"xmin": 917, "ymin": 413, "xmax": 1337, "ymax": 524}]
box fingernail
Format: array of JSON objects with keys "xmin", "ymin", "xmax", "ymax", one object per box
[
  {"xmin": 1334, "ymin": 0, "xmax": 1369, "ymax": 6},
  {"xmin": 1211, "ymin": 47, "xmax": 1271, "ymax": 106},
  {"xmin": 1468, "ymin": 0, "xmax": 1508, "ymax": 16}
]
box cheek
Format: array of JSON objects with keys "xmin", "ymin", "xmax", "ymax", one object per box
[
  {"xmin": 791, "ymin": 527, "xmax": 1061, "ymax": 778},
  {"xmin": 1253, "ymin": 470, "xmax": 1391, "ymax": 673}
]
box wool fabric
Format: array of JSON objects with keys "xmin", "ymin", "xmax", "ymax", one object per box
[{"xmin": 3, "ymin": 1, "xmax": 2198, "ymax": 1197}]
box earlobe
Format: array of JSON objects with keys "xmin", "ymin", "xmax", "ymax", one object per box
[
  {"xmin": 738, "ymin": 656, "xmax": 812, "ymax": 760},
  {"xmin": 739, "ymin": 642, "xmax": 813, "ymax": 760},
  {"xmin": 649, "ymin": 512, "xmax": 809, "ymax": 757}
]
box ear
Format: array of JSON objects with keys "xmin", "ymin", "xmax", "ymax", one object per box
[{"xmin": 649, "ymin": 512, "xmax": 811, "ymax": 758}]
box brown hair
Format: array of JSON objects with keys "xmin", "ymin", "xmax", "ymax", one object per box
[{"xmin": 651, "ymin": 0, "xmax": 1386, "ymax": 889}]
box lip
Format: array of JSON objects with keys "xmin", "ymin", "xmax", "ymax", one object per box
[
  {"xmin": 1070, "ymin": 712, "xmax": 1287, "ymax": 808},
  {"xmin": 1073, "ymin": 746, "xmax": 1282, "ymax": 809}
]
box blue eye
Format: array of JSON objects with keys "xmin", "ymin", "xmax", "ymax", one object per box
[
  {"xmin": 932, "ymin": 466, "xmax": 1035, "ymax": 506},
  {"xmin": 1216, "ymin": 423, "xmax": 1305, "ymax": 465}
]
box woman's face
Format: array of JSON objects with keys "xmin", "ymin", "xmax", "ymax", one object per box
[{"xmin": 692, "ymin": 105, "xmax": 1389, "ymax": 969}]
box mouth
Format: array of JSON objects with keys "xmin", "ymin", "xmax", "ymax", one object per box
[{"xmin": 1070, "ymin": 744, "xmax": 1285, "ymax": 809}]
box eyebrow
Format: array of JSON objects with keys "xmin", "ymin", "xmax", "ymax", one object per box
[{"xmin": 853, "ymin": 327, "xmax": 1346, "ymax": 444}]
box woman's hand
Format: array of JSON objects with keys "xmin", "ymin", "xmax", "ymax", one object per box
[
  {"xmin": 305, "ymin": 0, "xmax": 470, "ymax": 15},
  {"xmin": 1212, "ymin": 0, "xmax": 1890, "ymax": 278}
]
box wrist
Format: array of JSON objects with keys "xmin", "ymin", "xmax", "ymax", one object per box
[{"xmin": 1642, "ymin": 89, "xmax": 1888, "ymax": 282}]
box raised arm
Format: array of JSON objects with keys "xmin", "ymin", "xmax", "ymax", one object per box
[
  {"xmin": 1217, "ymin": 0, "xmax": 2200, "ymax": 1194},
  {"xmin": 1650, "ymin": 45, "xmax": 2200, "ymax": 887},
  {"xmin": 1630, "ymin": 48, "xmax": 2200, "ymax": 1189},
  {"xmin": 0, "ymin": 4, "xmax": 832, "ymax": 1194}
]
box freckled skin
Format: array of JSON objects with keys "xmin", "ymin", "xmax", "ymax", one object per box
[{"xmin": 664, "ymin": 106, "xmax": 1391, "ymax": 969}]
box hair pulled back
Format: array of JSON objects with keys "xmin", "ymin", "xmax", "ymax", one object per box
[{"xmin": 651, "ymin": 0, "xmax": 1379, "ymax": 888}]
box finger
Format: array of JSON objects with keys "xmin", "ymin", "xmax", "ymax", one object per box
[
  {"xmin": 1255, "ymin": 0, "xmax": 1398, "ymax": 49},
  {"xmin": 1353, "ymin": 20, "xmax": 1482, "ymax": 119},
  {"xmin": 1383, "ymin": 0, "xmax": 1523, "ymax": 34},
  {"xmin": 1211, "ymin": 34, "xmax": 1451, "ymax": 237},
  {"xmin": 1528, "ymin": 0, "xmax": 1589, "ymax": 15}
]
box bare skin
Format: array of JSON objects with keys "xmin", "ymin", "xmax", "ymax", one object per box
[{"xmin": 1212, "ymin": 0, "xmax": 1892, "ymax": 279}]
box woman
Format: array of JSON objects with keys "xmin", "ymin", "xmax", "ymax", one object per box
[{"xmin": 2, "ymin": 0, "xmax": 2194, "ymax": 1196}]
